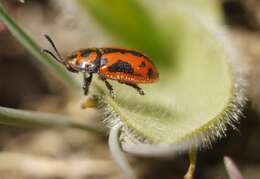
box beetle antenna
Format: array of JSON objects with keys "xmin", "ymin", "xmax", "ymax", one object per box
[
  {"xmin": 43, "ymin": 34, "xmax": 65, "ymax": 64},
  {"xmin": 42, "ymin": 49, "xmax": 63, "ymax": 64}
]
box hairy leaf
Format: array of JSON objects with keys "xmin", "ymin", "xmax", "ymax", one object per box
[{"xmin": 81, "ymin": 0, "xmax": 246, "ymax": 150}]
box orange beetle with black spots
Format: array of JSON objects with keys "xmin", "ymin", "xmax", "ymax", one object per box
[{"xmin": 43, "ymin": 35, "xmax": 159, "ymax": 97}]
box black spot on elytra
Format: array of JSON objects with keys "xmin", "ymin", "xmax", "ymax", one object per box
[
  {"xmin": 108, "ymin": 60, "xmax": 134, "ymax": 73},
  {"xmin": 139, "ymin": 61, "xmax": 146, "ymax": 68},
  {"xmin": 147, "ymin": 68, "xmax": 153, "ymax": 78}
]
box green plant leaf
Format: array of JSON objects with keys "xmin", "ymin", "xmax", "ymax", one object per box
[
  {"xmin": 0, "ymin": 106, "xmax": 105, "ymax": 135},
  {"xmin": 81, "ymin": 0, "xmax": 246, "ymax": 150},
  {"xmin": 78, "ymin": 0, "xmax": 172, "ymax": 67},
  {"xmin": 0, "ymin": 4, "xmax": 79, "ymax": 90}
]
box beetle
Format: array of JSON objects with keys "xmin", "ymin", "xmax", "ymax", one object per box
[{"xmin": 43, "ymin": 34, "xmax": 159, "ymax": 97}]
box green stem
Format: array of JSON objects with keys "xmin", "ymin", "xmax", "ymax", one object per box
[
  {"xmin": 184, "ymin": 149, "xmax": 197, "ymax": 179},
  {"xmin": 0, "ymin": 106, "xmax": 105, "ymax": 135},
  {"xmin": 109, "ymin": 122, "xmax": 137, "ymax": 179},
  {"xmin": 0, "ymin": 3, "xmax": 79, "ymax": 89}
]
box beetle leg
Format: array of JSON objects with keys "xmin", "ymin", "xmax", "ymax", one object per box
[
  {"xmin": 104, "ymin": 80, "xmax": 115, "ymax": 97},
  {"xmin": 99, "ymin": 76, "xmax": 115, "ymax": 97},
  {"xmin": 83, "ymin": 73, "xmax": 93, "ymax": 95},
  {"xmin": 120, "ymin": 82, "xmax": 145, "ymax": 95}
]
